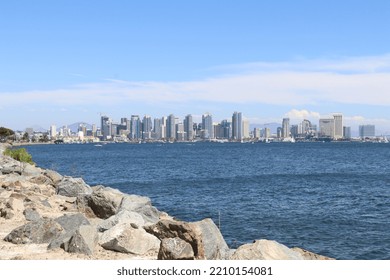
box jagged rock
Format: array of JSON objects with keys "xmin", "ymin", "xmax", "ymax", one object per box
[
  {"xmin": 0, "ymin": 161, "xmax": 22, "ymax": 175},
  {"xmin": 118, "ymin": 195, "xmax": 160, "ymax": 224},
  {"xmin": 145, "ymin": 218, "xmax": 229, "ymax": 260},
  {"xmin": 21, "ymin": 164, "xmax": 42, "ymax": 176},
  {"xmin": 57, "ymin": 177, "xmax": 92, "ymax": 197},
  {"xmin": 64, "ymin": 225, "xmax": 98, "ymax": 255},
  {"xmin": 87, "ymin": 186, "xmax": 124, "ymax": 219},
  {"xmin": 23, "ymin": 208, "xmax": 41, "ymax": 221},
  {"xmin": 4, "ymin": 218, "xmax": 63, "ymax": 244},
  {"xmin": 97, "ymin": 210, "xmax": 145, "ymax": 232},
  {"xmin": 29, "ymin": 174, "xmax": 54, "ymax": 186},
  {"xmin": 292, "ymin": 247, "xmax": 335, "ymax": 260},
  {"xmin": 48, "ymin": 214, "xmax": 91, "ymax": 250},
  {"xmin": 54, "ymin": 213, "xmax": 90, "ymax": 232},
  {"xmin": 190, "ymin": 218, "xmax": 230, "ymax": 260},
  {"xmin": 230, "ymin": 239, "xmax": 304, "ymax": 260},
  {"xmin": 100, "ymin": 223, "xmax": 160, "ymax": 255},
  {"xmin": 0, "ymin": 197, "xmax": 24, "ymax": 219},
  {"xmin": 158, "ymin": 237, "xmax": 195, "ymax": 260},
  {"xmin": 43, "ymin": 170, "xmax": 63, "ymax": 185}
]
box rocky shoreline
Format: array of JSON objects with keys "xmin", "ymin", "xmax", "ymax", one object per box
[{"xmin": 0, "ymin": 143, "xmax": 333, "ymax": 260}]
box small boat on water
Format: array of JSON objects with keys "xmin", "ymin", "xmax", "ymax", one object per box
[{"xmin": 94, "ymin": 144, "xmax": 103, "ymax": 147}]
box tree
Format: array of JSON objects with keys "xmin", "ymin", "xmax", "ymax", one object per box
[
  {"xmin": 0, "ymin": 127, "xmax": 15, "ymax": 142},
  {"xmin": 22, "ymin": 132, "xmax": 29, "ymax": 142}
]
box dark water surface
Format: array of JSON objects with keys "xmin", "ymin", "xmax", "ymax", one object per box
[{"xmin": 25, "ymin": 142, "xmax": 390, "ymax": 259}]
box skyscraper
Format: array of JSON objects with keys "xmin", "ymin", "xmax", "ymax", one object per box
[
  {"xmin": 232, "ymin": 111, "xmax": 242, "ymax": 140},
  {"xmin": 101, "ymin": 115, "xmax": 111, "ymax": 140},
  {"xmin": 184, "ymin": 114, "xmax": 194, "ymax": 141},
  {"xmin": 359, "ymin": 125, "xmax": 375, "ymax": 138},
  {"xmin": 130, "ymin": 115, "xmax": 141, "ymax": 139},
  {"xmin": 202, "ymin": 113, "xmax": 214, "ymax": 139},
  {"xmin": 333, "ymin": 113, "xmax": 343, "ymax": 139},
  {"xmin": 319, "ymin": 117, "xmax": 335, "ymax": 138},
  {"xmin": 243, "ymin": 119, "xmax": 250, "ymax": 139},
  {"xmin": 142, "ymin": 115, "xmax": 152, "ymax": 139},
  {"xmin": 282, "ymin": 118, "xmax": 290, "ymax": 138},
  {"xmin": 166, "ymin": 114, "xmax": 176, "ymax": 140},
  {"xmin": 50, "ymin": 125, "xmax": 56, "ymax": 139}
]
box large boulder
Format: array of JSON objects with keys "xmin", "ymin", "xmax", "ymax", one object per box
[
  {"xmin": 87, "ymin": 186, "xmax": 124, "ymax": 219},
  {"xmin": 21, "ymin": 163, "xmax": 42, "ymax": 176},
  {"xmin": 43, "ymin": 170, "xmax": 63, "ymax": 186},
  {"xmin": 144, "ymin": 218, "xmax": 229, "ymax": 260},
  {"xmin": 48, "ymin": 213, "xmax": 91, "ymax": 250},
  {"xmin": 4, "ymin": 218, "xmax": 63, "ymax": 244},
  {"xmin": 100, "ymin": 223, "xmax": 160, "ymax": 255},
  {"xmin": 0, "ymin": 197, "xmax": 25, "ymax": 219},
  {"xmin": 158, "ymin": 237, "xmax": 195, "ymax": 260},
  {"xmin": 64, "ymin": 225, "xmax": 98, "ymax": 255},
  {"xmin": 57, "ymin": 177, "xmax": 92, "ymax": 197},
  {"xmin": 118, "ymin": 195, "xmax": 160, "ymax": 224},
  {"xmin": 23, "ymin": 208, "xmax": 41, "ymax": 221},
  {"xmin": 97, "ymin": 210, "xmax": 145, "ymax": 232},
  {"xmin": 230, "ymin": 239, "xmax": 304, "ymax": 260}
]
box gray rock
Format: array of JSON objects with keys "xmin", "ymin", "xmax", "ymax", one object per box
[
  {"xmin": 65, "ymin": 225, "xmax": 98, "ymax": 255},
  {"xmin": 54, "ymin": 213, "xmax": 90, "ymax": 232},
  {"xmin": 4, "ymin": 218, "xmax": 63, "ymax": 244},
  {"xmin": 145, "ymin": 218, "xmax": 228, "ymax": 260},
  {"xmin": 190, "ymin": 218, "xmax": 230, "ymax": 260},
  {"xmin": 43, "ymin": 169, "xmax": 63, "ymax": 185},
  {"xmin": 230, "ymin": 239, "xmax": 304, "ymax": 260},
  {"xmin": 0, "ymin": 197, "xmax": 24, "ymax": 219},
  {"xmin": 97, "ymin": 210, "xmax": 145, "ymax": 232},
  {"xmin": 21, "ymin": 164, "xmax": 42, "ymax": 176},
  {"xmin": 118, "ymin": 195, "xmax": 160, "ymax": 224},
  {"xmin": 57, "ymin": 177, "xmax": 92, "ymax": 197},
  {"xmin": 28, "ymin": 174, "xmax": 54, "ymax": 186},
  {"xmin": 158, "ymin": 237, "xmax": 195, "ymax": 260},
  {"xmin": 100, "ymin": 223, "xmax": 160, "ymax": 255},
  {"xmin": 87, "ymin": 186, "xmax": 124, "ymax": 219},
  {"xmin": 23, "ymin": 208, "xmax": 41, "ymax": 221},
  {"xmin": 292, "ymin": 247, "xmax": 335, "ymax": 260},
  {"xmin": 48, "ymin": 214, "xmax": 91, "ymax": 250}
]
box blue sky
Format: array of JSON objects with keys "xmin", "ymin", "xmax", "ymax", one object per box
[{"xmin": 1, "ymin": 0, "xmax": 390, "ymax": 133}]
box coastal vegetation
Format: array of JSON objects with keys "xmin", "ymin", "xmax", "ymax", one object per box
[
  {"xmin": 0, "ymin": 127, "xmax": 15, "ymax": 142},
  {"xmin": 3, "ymin": 148, "xmax": 34, "ymax": 165}
]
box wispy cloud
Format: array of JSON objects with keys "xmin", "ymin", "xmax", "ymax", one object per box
[{"xmin": 2, "ymin": 54, "xmax": 390, "ymax": 109}]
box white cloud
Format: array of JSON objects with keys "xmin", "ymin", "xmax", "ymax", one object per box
[{"xmin": 285, "ymin": 109, "xmax": 321, "ymax": 120}]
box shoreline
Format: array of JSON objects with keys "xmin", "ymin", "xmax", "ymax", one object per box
[{"xmin": 0, "ymin": 143, "xmax": 333, "ymax": 260}]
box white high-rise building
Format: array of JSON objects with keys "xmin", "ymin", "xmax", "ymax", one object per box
[
  {"xmin": 50, "ymin": 125, "xmax": 56, "ymax": 139},
  {"xmin": 333, "ymin": 113, "xmax": 343, "ymax": 139},
  {"xmin": 184, "ymin": 114, "xmax": 194, "ymax": 141},
  {"xmin": 202, "ymin": 113, "xmax": 214, "ymax": 139},
  {"xmin": 167, "ymin": 114, "xmax": 176, "ymax": 140},
  {"xmin": 282, "ymin": 118, "xmax": 290, "ymax": 138},
  {"xmin": 319, "ymin": 117, "xmax": 335, "ymax": 138},
  {"xmin": 243, "ymin": 119, "xmax": 250, "ymax": 139}
]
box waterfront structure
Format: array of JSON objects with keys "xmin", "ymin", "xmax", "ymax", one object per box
[
  {"xmin": 101, "ymin": 116, "xmax": 111, "ymax": 140},
  {"xmin": 253, "ymin": 128, "xmax": 261, "ymax": 139},
  {"xmin": 166, "ymin": 114, "xmax": 176, "ymax": 140},
  {"xmin": 359, "ymin": 125, "xmax": 375, "ymax": 139},
  {"xmin": 142, "ymin": 115, "xmax": 152, "ymax": 139},
  {"xmin": 184, "ymin": 114, "xmax": 194, "ymax": 141},
  {"xmin": 232, "ymin": 111, "xmax": 243, "ymax": 141},
  {"xmin": 50, "ymin": 125, "xmax": 56, "ymax": 139},
  {"xmin": 202, "ymin": 113, "xmax": 214, "ymax": 139},
  {"xmin": 176, "ymin": 123, "xmax": 185, "ymax": 141},
  {"xmin": 343, "ymin": 126, "xmax": 351, "ymax": 139},
  {"xmin": 282, "ymin": 118, "xmax": 290, "ymax": 138},
  {"xmin": 333, "ymin": 113, "xmax": 343, "ymax": 139},
  {"xmin": 243, "ymin": 119, "xmax": 250, "ymax": 139},
  {"xmin": 319, "ymin": 117, "xmax": 335, "ymax": 138},
  {"xmin": 130, "ymin": 115, "xmax": 141, "ymax": 139},
  {"xmin": 263, "ymin": 127, "xmax": 271, "ymax": 139}
]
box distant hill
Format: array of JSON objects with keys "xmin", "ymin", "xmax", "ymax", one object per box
[
  {"xmin": 28, "ymin": 125, "xmax": 47, "ymax": 133},
  {"xmin": 67, "ymin": 122, "xmax": 93, "ymax": 133},
  {"xmin": 250, "ymin": 123, "xmax": 281, "ymax": 134}
]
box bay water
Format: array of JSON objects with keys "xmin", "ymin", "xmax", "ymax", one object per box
[{"xmin": 24, "ymin": 142, "xmax": 390, "ymax": 260}]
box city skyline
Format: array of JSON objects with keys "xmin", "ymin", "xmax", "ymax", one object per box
[{"xmin": 1, "ymin": 1, "xmax": 390, "ymax": 132}]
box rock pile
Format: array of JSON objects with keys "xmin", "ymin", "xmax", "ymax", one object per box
[{"xmin": 0, "ymin": 143, "xmax": 333, "ymax": 260}]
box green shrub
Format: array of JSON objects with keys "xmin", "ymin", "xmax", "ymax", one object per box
[{"xmin": 3, "ymin": 148, "xmax": 34, "ymax": 165}]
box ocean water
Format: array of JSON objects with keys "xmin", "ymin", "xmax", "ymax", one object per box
[{"xmin": 24, "ymin": 142, "xmax": 390, "ymax": 260}]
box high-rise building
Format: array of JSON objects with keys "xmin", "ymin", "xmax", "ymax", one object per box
[
  {"xmin": 343, "ymin": 126, "xmax": 351, "ymax": 139},
  {"xmin": 184, "ymin": 114, "xmax": 194, "ymax": 141},
  {"xmin": 92, "ymin": 124, "xmax": 97, "ymax": 137},
  {"xmin": 232, "ymin": 112, "xmax": 242, "ymax": 140},
  {"xmin": 263, "ymin": 127, "xmax": 271, "ymax": 139},
  {"xmin": 130, "ymin": 115, "xmax": 141, "ymax": 139},
  {"xmin": 333, "ymin": 113, "xmax": 343, "ymax": 139},
  {"xmin": 282, "ymin": 118, "xmax": 290, "ymax": 138},
  {"xmin": 319, "ymin": 117, "xmax": 335, "ymax": 138},
  {"xmin": 50, "ymin": 125, "xmax": 56, "ymax": 139},
  {"xmin": 153, "ymin": 118, "xmax": 162, "ymax": 139},
  {"xmin": 176, "ymin": 123, "xmax": 185, "ymax": 141},
  {"xmin": 142, "ymin": 115, "xmax": 152, "ymax": 139},
  {"xmin": 359, "ymin": 125, "xmax": 375, "ymax": 138},
  {"xmin": 202, "ymin": 113, "xmax": 214, "ymax": 139},
  {"xmin": 220, "ymin": 120, "xmax": 232, "ymax": 139},
  {"xmin": 166, "ymin": 114, "xmax": 176, "ymax": 139},
  {"xmin": 243, "ymin": 119, "xmax": 250, "ymax": 139},
  {"xmin": 253, "ymin": 128, "xmax": 261, "ymax": 139},
  {"xmin": 101, "ymin": 116, "xmax": 111, "ymax": 140}
]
